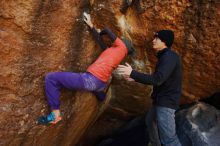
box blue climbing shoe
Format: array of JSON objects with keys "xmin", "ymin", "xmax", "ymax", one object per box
[{"xmin": 37, "ymin": 112, "xmax": 62, "ymax": 125}]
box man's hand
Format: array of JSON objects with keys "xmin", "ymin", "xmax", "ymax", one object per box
[
  {"xmin": 116, "ymin": 62, "xmax": 133, "ymax": 77},
  {"xmin": 83, "ymin": 12, "xmax": 93, "ymax": 28}
]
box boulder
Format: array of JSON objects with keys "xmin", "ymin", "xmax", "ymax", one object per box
[{"xmin": 176, "ymin": 103, "xmax": 220, "ymax": 146}]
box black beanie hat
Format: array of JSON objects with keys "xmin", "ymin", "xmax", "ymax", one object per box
[
  {"xmin": 121, "ymin": 38, "xmax": 135, "ymax": 55},
  {"xmin": 154, "ymin": 30, "xmax": 174, "ymax": 47}
]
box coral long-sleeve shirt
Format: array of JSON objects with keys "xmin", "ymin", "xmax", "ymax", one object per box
[{"xmin": 87, "ymin": 37, "xmax": 127, "ymax": 82}]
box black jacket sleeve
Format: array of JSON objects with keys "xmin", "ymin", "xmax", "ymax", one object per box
[
  {"xmin": 130, "ymin": 54, "xmax": 177, "ymax": 86},
  {"xmin": 100, "ymin": 28, "xmax": 117, "ymax": 42},
  {"xmin": 91, "ymin": 28, "xmax": 107, "ymax": 50}
]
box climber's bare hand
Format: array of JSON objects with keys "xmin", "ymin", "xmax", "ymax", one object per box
[{"xmin": 83, "ymin": 12, "xmax": 93, "ymax": 28}]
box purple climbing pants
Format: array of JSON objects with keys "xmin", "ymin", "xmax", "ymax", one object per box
[{"xmin": 45, "ymin": 72, "xmax": 107, "ymax": 110}]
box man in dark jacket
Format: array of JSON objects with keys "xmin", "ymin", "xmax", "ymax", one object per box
[{"xmin": 117, "ymin": 30, "xmax": 182, "ymax": 146}]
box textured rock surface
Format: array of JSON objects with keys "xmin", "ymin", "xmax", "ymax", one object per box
[
  {"xmin": 0, "ymin": 0, "xmax": 220, "ymax": 146},
  {"xmin": 176, "ymin": 103, "xmax": 220, "ymax": 146},
  {"xmin": 89, "ymin": 103, "xmax": 220, "ymax": 146}
]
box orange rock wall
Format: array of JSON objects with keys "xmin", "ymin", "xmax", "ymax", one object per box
[{"xmin": 0, "ymin": 0, "xmax": 219, "ymax": 146}]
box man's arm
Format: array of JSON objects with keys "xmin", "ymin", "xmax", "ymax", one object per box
[{"xmin": 117, "ymin": 55, "xmax": 177, "ymax": 86}]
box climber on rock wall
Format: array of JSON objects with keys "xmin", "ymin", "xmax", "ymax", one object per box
[{"xmin": 37, "ymin": 12, "xmax": 135, "ymax": 125}]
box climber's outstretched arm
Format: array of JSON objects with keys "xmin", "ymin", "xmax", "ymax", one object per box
[
  {"xmin": 83, "ymin": 12, "xmax": 107, "ymax": 50},
  {"xmin": 91, "ymin": 28, "xmax": 108, "ymax": 50},
  {"xmin": 99, "ymin": 28, "xmax": 117, "ymax": 43}
]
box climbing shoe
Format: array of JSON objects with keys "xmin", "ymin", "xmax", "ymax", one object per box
[{"xmin": 37, "ymin": 112, "xmax": 62, "ymax": 125}]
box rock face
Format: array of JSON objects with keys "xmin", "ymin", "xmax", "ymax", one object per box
[
  {"xmin": 176, "ymin": 103, "xmax": 220, "ymax": 146},
  {"xmin": 0, "ymin": 0, "xmax": 220, "ymax": 146},
  {"xmin": 92, "ymin": 103, "xmax": 220, "ymax": 146}
]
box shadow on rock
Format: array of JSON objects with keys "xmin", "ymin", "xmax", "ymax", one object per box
[
  {"xmin": 97, "ymin": 116, "xmax": 149, "ymax": 146},
  {"xmin": 200, "ymin": 92, "xmax": 220, "ymax": 110}
]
